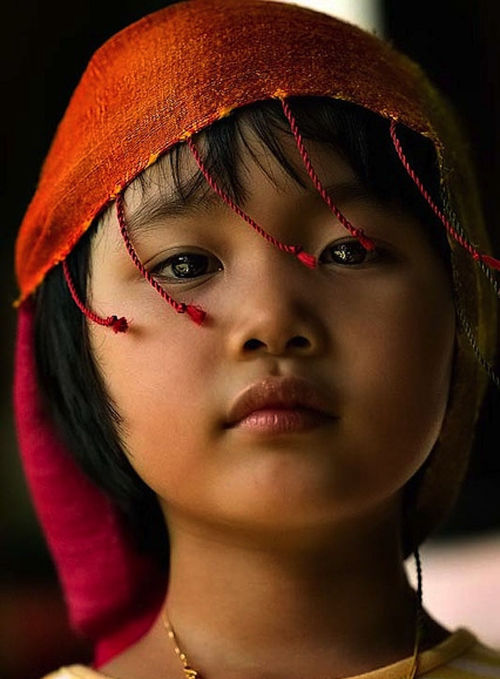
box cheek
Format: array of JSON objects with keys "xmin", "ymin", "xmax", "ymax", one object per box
[
  {"xmin": 335, "ymin": 266, "xmax": 455, "ymax": 500},
  {"xmin": 90, "ymin": 321, "xmax": 223, "ymax": 493}
]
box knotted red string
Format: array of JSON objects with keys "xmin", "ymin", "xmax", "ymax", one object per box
[
  {"xmin": 186, "ymin": 137, "xmax": 317, "ymax": 269},
  {"xmin": 62, "ymin": 195, "xmax": 207, "ymax": 331},
  {"xmin": 115, "ymin": 194, "xmax": 206, "ymax": 325},
  {"xmin": 389, "ymin": 119, "xmax": 500, "ymax": 276},
  {"xmin": 62, "ymin": 260, "xmax": 129, "ymax": 333},
  {"xmin": 279, "ymin": 98, "xmax": 376, "ymax": 252}
]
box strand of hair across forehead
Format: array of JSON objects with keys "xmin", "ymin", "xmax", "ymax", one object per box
[
  {"xmin": 62, "ymin": 259, "xmax": 129, "ymax": 333},
  {"xmin": 279, "ymin": 98, "xmax": 376, "ymax": 252},
  {"xmin": 389, "ymin": 119, "xmax": 500, "ymax": 281},
  {"xmin": 185, "ymin": 137, "xmax": 317, "ymax": 269},
  {"xmin": 115, "ymin": 193, "xmax": 206, "ymax": 325}
]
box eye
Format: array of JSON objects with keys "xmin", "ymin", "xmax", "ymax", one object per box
[
  {"xmin": 151, "ymin": 252, "xmax": 223, "ymax": 282},
  {"xmin": 320, "ymin": 239, "xmax": 383, "ymax": 266}
]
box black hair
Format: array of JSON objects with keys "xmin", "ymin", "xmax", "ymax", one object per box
[{"xmin": 34, "ymin": 96, "xmax": 451, "ymax": 567}]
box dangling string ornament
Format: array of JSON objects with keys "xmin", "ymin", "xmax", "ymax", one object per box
[
  {"xmin": 62, "ymin": 101, "xmax": 378, "ymax": 333},
  {"xmin": 185, "ymin": 136, "xmax": 317, "ymax": 269},
  {"xmin": 439, "ymin": 188, "xmax": 500, "ymax": 390},
  {"xmin": 389, "ymin": 119, "xmax": 500, "ymax": 391},
  {"xmin": 279, "ymin": 97, "xmax": 376, "ymax": 253},
  {"xmin": 64, "ymin": 105, "xmax": 359, "ymax": 331},
  {"xmin": 62, "ymin": 260, "xmax": 129, "ymax": 334},
  {"xmin": 115, "ymin": 193, "xmax": 206, "ymax": 325},
  {"xmin": 62, "ymin": 99, "xmax": 500, "ymax": 361},
  {"xmin": 389, "ymin": 119, "xmax": 500, "ymax": 279},
  {"xmin": 61, "ymin": 193, "xmax": 207, "ymax": 331}
]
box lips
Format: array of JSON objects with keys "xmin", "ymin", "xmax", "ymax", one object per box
[{"xmin": 225, "ymin": 376, "xmax": 336, "ymax": 428}]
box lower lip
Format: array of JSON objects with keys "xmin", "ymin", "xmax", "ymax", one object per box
[{"xmin": 230, "ymin": 408, "xmax": 333, "ymax": 434}]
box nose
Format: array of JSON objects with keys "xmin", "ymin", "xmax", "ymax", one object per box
[{"xmin": 226, "ymin": 257, "xmax": 328, "ymax": 360}]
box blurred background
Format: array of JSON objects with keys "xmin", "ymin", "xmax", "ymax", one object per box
[{"xmin": 1, "ymin": 1, "xmax": 499, "ymax": 677}]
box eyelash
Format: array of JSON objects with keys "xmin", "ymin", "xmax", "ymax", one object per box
[{"xmin": 150, "ymin": 239, "xmax": 388, "ymax": 283}]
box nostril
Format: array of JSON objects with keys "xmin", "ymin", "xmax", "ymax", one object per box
[
  {"xmin": 243, "ymin": 336, "xmax": 311, "ymax": 352},
  {"xmin": 289, "ymin": 336, "xmax": 310, "ymax": 349},
  {"xmin": 244, "ymin": 338, "xmax": 265, "ymax": 351}
]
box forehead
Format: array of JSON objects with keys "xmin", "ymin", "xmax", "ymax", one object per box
[
  {"xmin": 90, "ymin": 107, "xmax": 449, "ymax": 279},
  {"xmin": 117, "ymin": 129, "xmax": 373, "ymax": 239},
  {"xmin": 92, "ymin": 96, "xmax": 443, "ymax": 250}
]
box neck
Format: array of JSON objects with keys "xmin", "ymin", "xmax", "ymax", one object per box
[{"xmin": 142, "ymin": 499, "xmax": 426, "ymax": 679}]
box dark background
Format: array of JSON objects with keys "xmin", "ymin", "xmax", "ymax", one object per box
[{"xmin": 1, "ymin": 2, "xmax": 499, "ymax": 678}]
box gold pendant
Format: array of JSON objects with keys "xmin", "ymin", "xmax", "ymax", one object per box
[{"xmin": 183, "ymin": 666, "xmax": 200, "ymax": 679}]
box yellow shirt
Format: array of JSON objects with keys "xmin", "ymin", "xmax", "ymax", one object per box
[{"xmin": 41, "ymin": 629, "xmax": 500, "ymax": 679}]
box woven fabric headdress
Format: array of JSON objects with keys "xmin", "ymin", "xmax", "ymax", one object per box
[{"xmin": 13, "ymin": 0, "xmax": 498, "ymax": 665}]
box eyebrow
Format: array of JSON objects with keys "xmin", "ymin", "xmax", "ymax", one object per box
[{"xmin": 125, "ymin": 178, "xmax": 374, "ymax": 241}]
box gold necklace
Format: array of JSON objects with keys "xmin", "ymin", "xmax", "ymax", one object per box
[
  {"xmin": 162, "ymin": 612, "xmax": 201, "ymax": 679},
  {"xmin": 162, "ymin": 550, "xmax": 424, "ymax": 679}
]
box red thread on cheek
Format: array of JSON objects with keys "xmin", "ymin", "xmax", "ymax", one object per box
[
  {"xmin": 279, "ymin": 98, "xmax": 376, "ymax": 253},
  {"xmin": 186, "ymin": 136, "xmax": 317, "ymax": 269},
  {"xmin": 115, "ymin": 194, "xmax": 207, "ymax": 325},
  {"xmin": 62, "ymin": 260, "xmax": 129, "ymax": 333},
  {"xmin": 389, "ymin": 119, "xmax": 500, "ymax": 277}
]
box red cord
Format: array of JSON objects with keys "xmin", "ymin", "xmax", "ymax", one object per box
[
  {"xmin": 186, "ymin": 137, "xmax": 317, "ymax": 269},
  {"xmin": 280, "ymin": 98, "xmax": 376, "ymax": 252},
  {"xmin": 62, "ymin": 260, "xmax": 129, "ymax": 333},
  {"xmin": 115, "ymin": 194, "xmax": 206, "ymax": 325},
  {"xmin": 389, "ymin": 119, "xmax": 500, "ymax": 274}
]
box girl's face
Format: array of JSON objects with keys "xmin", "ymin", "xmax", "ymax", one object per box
[{"xmin": 88, "ymin": 127, "xmax": 455, "ymax": 542}]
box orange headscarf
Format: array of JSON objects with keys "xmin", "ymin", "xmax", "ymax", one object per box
[{"xmin": 13, "ymin": 0, "xmax": 498, "ymax": 663}]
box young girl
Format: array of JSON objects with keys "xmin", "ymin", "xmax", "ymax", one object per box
[{"xmin": 13, "ymin": 1, "xmax": 500, "ymax": 678}]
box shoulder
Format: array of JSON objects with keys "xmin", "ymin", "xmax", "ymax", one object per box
[
  {"xmin": 40, "ymin": 665, "xmax": 109, "ymax": 679},
  {"xmin": 441, "ymin": 639, "xmax": 500, "ymax": 677},
  {"xmin": 423, "ymin": 631, "xmax": 500, "ymax": 679}
]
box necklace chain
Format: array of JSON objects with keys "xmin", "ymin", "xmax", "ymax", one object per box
[{"xmin": 162, "ymin": 612, "xmax": 202, "ymax": 679}]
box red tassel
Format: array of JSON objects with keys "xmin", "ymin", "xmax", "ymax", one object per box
[
  {"xmin": 479, "ymin": 253, "xmax": 500, "ymax": 271},
  {"xmin": 185, "ymin": 304, "xmax": 206, "ymax": 325},
  {"xmin": 187, "ymin": 137, "xmax": 315, "ymax": 270},
  {"xmin": 63, "ymin": 260, "xmax": 130, "ymax": 333},
  {"xmin": 296, "ymin": 250, "xmax": 317, "ymax": 268},
  {"xmin": 280, "ymin": 98, "xmax": 376, "ymax": 254},
  {"xmin": 357, "ymin": 234, "xmax": 376, "ymax": 252},
  {"xmin": 390, "ymin": 120, "xmax": 500, "ymax": 276},
  {"xmin": 109, "ymin": 316, "xmax": 129, "ymax": 333},
  {"xmin": 116, "ymin": 194, "xmax": 208, "ymax": 327}
]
